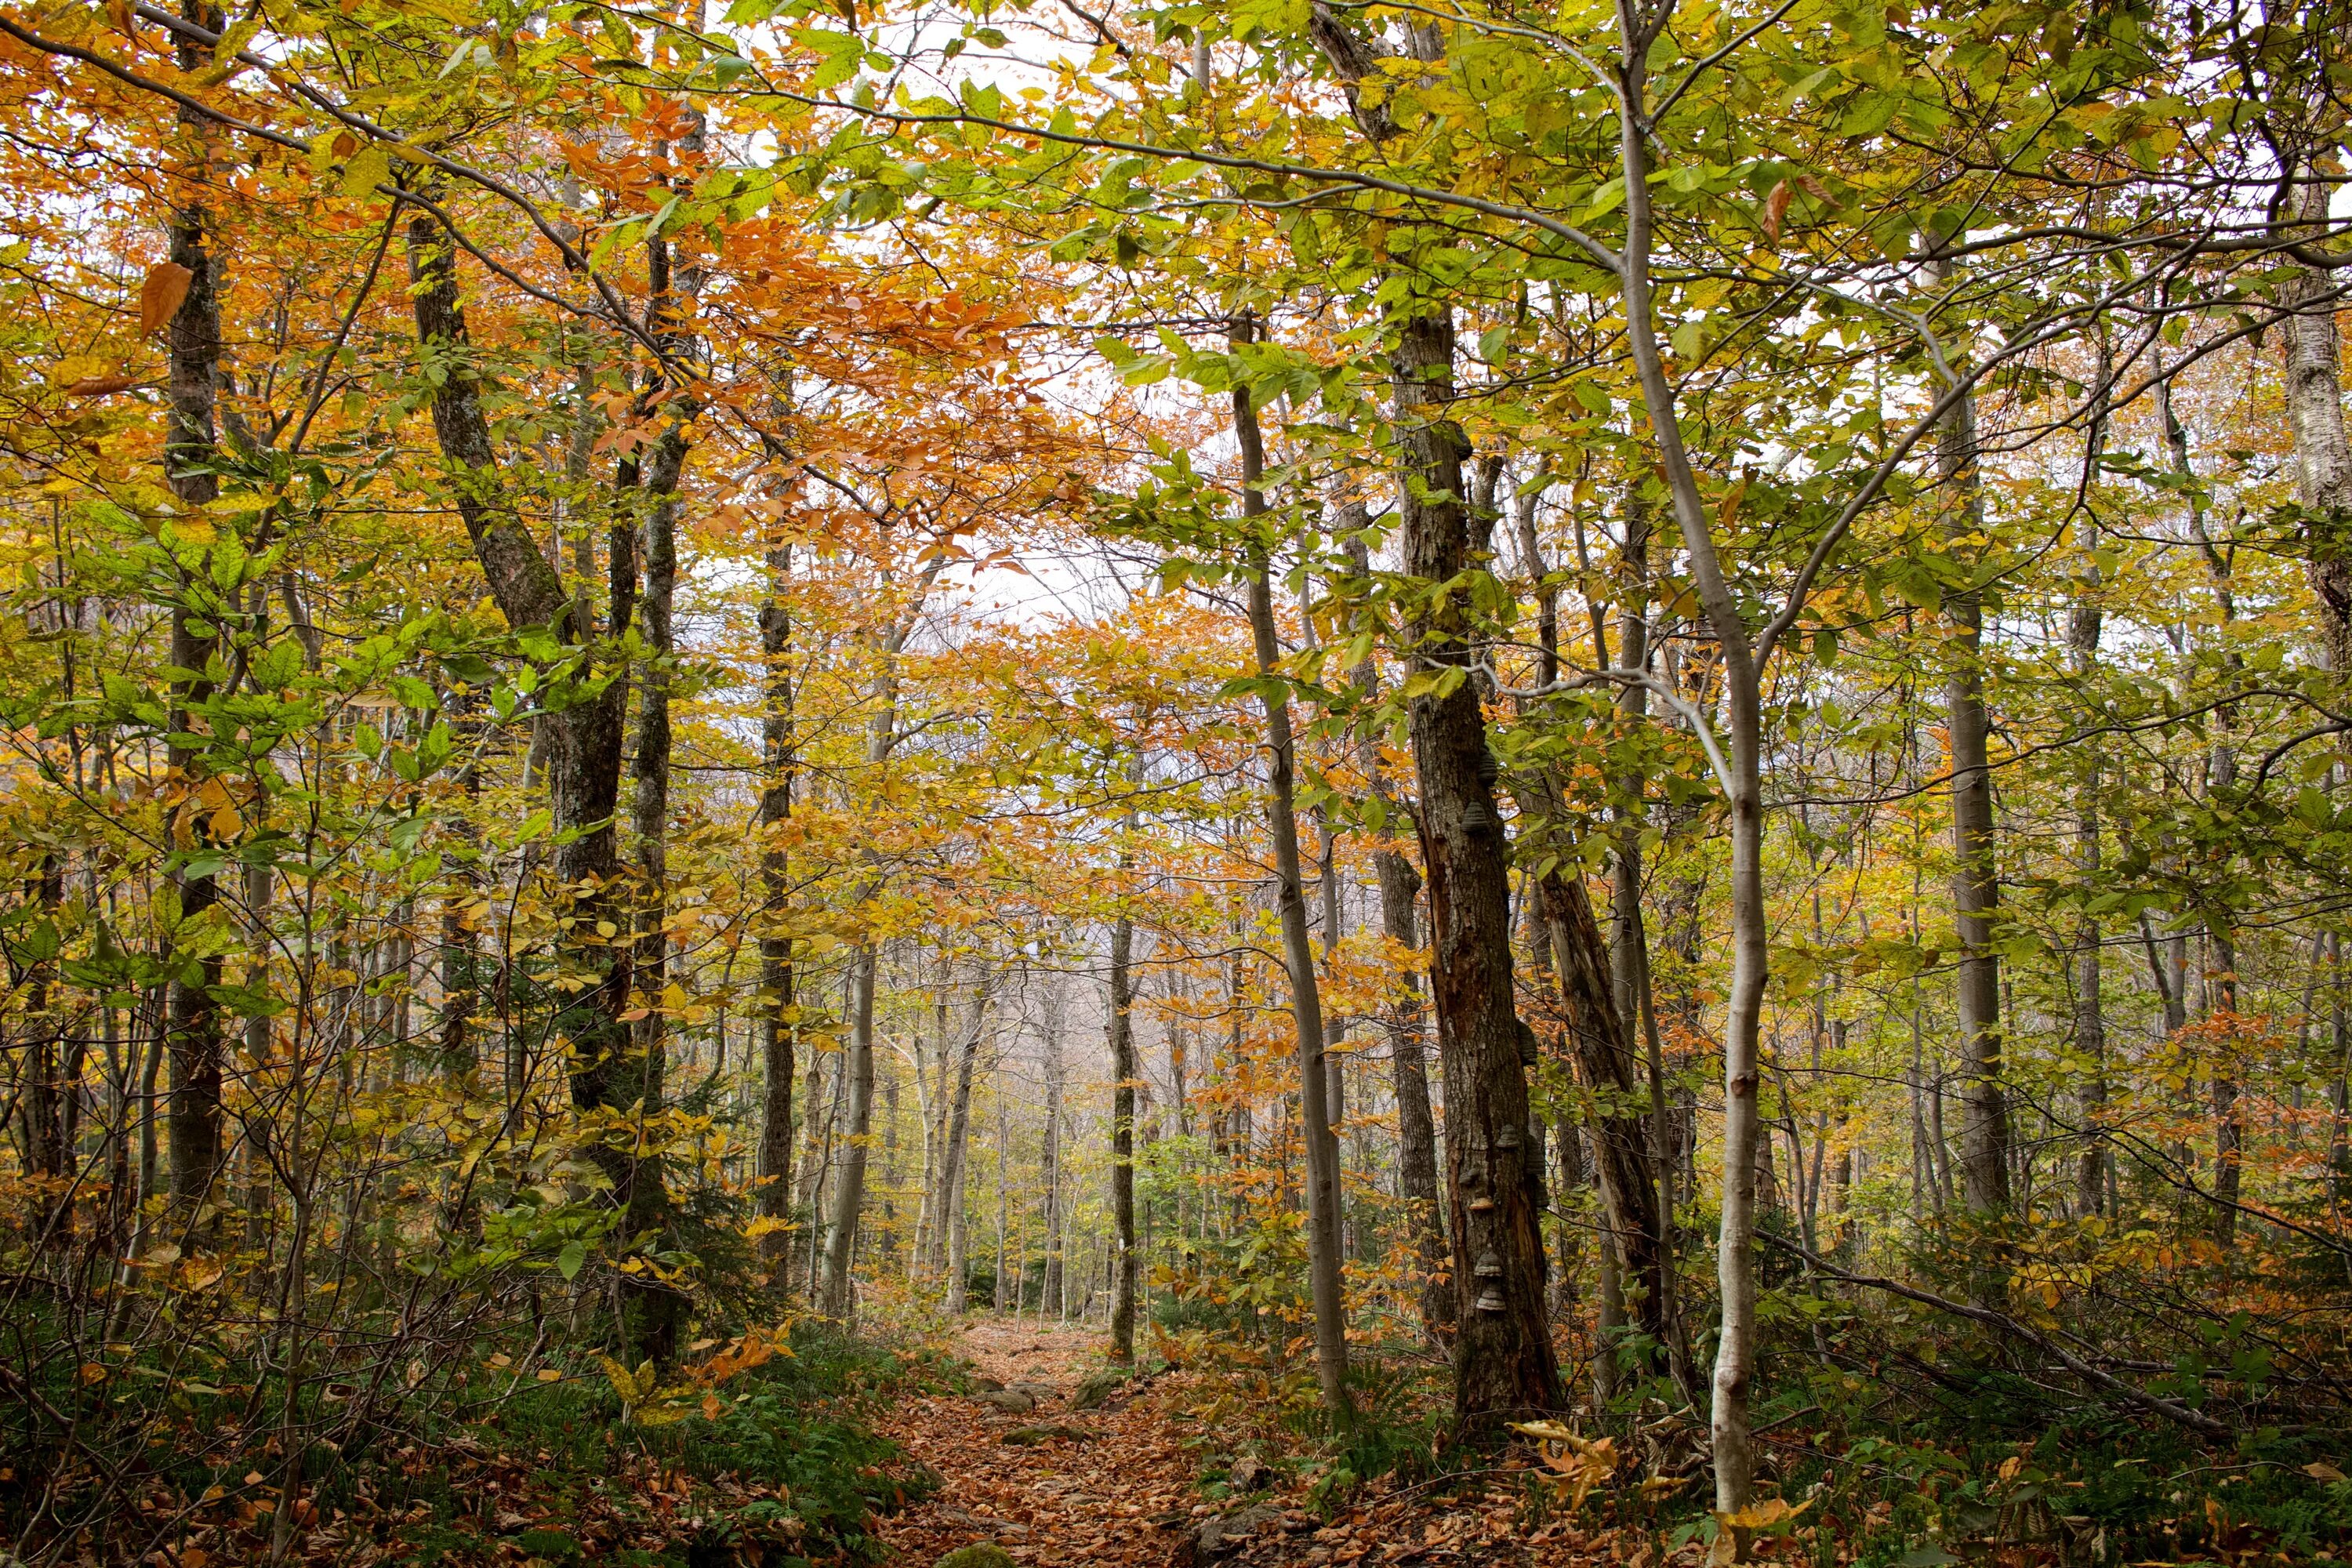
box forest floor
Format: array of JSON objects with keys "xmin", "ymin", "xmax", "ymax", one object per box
[{"xmin": 874, "ymin": 1319, "xmax": 1617, "ymax": 1568}]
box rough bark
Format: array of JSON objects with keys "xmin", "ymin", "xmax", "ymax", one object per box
[
  {"xmin": 1393, "ymin": 307, "xmax": 1560, "ymax": 1431},
  {"xmin": 757, "ymin": 537, "xmax": 797, "ymax": 1272},
  {"xmin": 406, "ymin": 209, "xmax": 647, "ymax": 1348},
  {"xmin": 163, "ymin": 11, "xmax": 226, "ymax": 1232},
  {"xmin": 1526, "ymin": 853, "xmax": 1675, "ymax": 1367},
  {"xmin": 1342, "ymin": 529, "xmax": 1450, "ymax": 1338}
]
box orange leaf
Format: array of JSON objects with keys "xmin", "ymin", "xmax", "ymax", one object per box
[
  {"xmin": 1762, "ymin": 180, "xmax": 1792, "ymax": 242},
  {"xmin": 65, "ymin": 373, "xmax": 136, "ymax": 396},
  {"xmin": 140, "ymin": 261, "xmax": 194, "ymax": 334}
]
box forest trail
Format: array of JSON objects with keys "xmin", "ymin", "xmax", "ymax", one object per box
[
  {"xmin": 873, "ymin": 1319, "xmax": 1202, "ymax": 1566},
  {"xmin": 873, "ymin": 1319, "xmax": 1598, "ymax": 1568}
]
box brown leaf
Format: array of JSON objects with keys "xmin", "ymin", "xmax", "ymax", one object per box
[
  {"xmin": 65, "ymin": 373, "xmax": 136, "ymax": 396},
  {"xmin": 140, "ymin": 261, "xmax": 194, "ymax": 335},
  {"xmin": 1762, "ymin": 180, "xmax": 1793, "ymax": 243}
]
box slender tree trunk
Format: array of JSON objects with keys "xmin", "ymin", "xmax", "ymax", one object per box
[
  {"xmin": 757, "ymin": 537, "xmax": 797, "ymax": 1274},
  {"xmin": 1317, "ymin": 811, "xmax": 1348, "ymax": 1243},
  {"xmin": 993, "ymin": 1087, "xmax": 1008, "ymax": 1311},
  {"xmin": 1342, "ymin": 528, "xmax": 1450, "ymax": 1338},
  {"xmin": 937, "ymin": 970, "xmax": 992, "ymax": 1312},
  {"xmin": 619, "ymin": 210, "xmax": 698, "ymax": 1362},
  {"xmin": 2071, "ymin": 340, "xmax": 2110, "ymax": 1220},
  {"xmin": 1108, "ymin": 907, "xmax": 1139, "ymax": 1359},
  {"xmin": 1930, "ymin": 253, "xmax": 2012, "ymax": 1228},
  {"xmin": 1229, "ymin": 328, "xmax": 1351, "ymax": 1416},
  {"xmin": 1527, "ymin": 855, "xmax": 1681, "ymax": 1380},
  {"xmin": 1609, "ymin": 13, "xmax": 1767, "ymax": 1503},
  {"xmin": 2283, "ymin": 160, "xmax": 2352, "ymax": 672},
  {"xmin": 1042, "ymin": 989, "xmax": 1065, "ymax": 1317},
  {"xmin": 818, "ymin": 946, "xmax": 880, "ymax": 1317},
  {"xmin": 163, "ymin": 16, "xmax": 225, "ymax": 1232}
]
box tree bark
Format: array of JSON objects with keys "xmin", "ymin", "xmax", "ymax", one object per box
[
  {"xmin": 1392, "ymin": 307, "xmax": 1559, "ymax": 1432},
  {"xmin": 1341, "ymin": 528, "xmax": 1450, "ymax": 1338},
  {"xmin": 757, "ymin": 535, "xmax": 797, "ymax": 1274},
  {"xmin": 818, "ymin": 945, "xmax": 880, "ymax": 1317},
  {"xmin": 620, "ymin": 210, "xmax": 698, "ymax": 1359},
  {"xmin": 1609, "ymin": 4, "xmax": 1766, "ymax": 1504},
  {"xmin": 1526, "ymin": 853, "xmax": 1679, "ymax": 1377},
  {"xmin": 1042, "ymin": 987, "xmax": 1066, "ymax": 1318},
  {"xmin": 2071, "ymin": 337, "xmax": 2111, "ymax": 1221},
  {"xmin": 2283, "ymin": 161, "xmax": 2352, "ymax": 672},
  {"xmin": 1930, "ymin": 252, "xmax": 2012, "ymax": 1226},
  {"xmin": 1231, "ymin": 331, "xmax": 1349, "ymax": 1415},
  {"xmin": 938, "ymin": 970, "xmax": 993, "ymax": 1313},
  {"xmin": 163, "ymin": 11, "xmax": 225, "ymax": 1233},
  {"xmin": 1108, "ymin": 907, "xmax": 1139, "ymax": 1359}
]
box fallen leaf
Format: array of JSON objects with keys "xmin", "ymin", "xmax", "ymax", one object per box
[{"xmin": 141, "ymin": 261, "xmax": 194, "ymax": 334}]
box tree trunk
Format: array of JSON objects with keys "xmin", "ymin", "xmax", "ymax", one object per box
[
  {"xmin": 407, "ymin": 208, "xmax": 646, "ymax": 1349},
  {"xmin": 1391, "ymin": 307, "xmax": 1559, "ymax": 1432},
  {"xmin": 622, "ymin": 215, "xmax": 696, "ymax": 1360},
  {"xmin": 1931, "ymin": 252, "xmax": 2012, "ymax": 1226},
  {"xmin": 936, "ymin": 969, "xmax": 992, "ymax": 1313},
  {"xmin": 757, "ymin": 537, "xmax": 797, "ymax": 1274},
  {"xmin": 163, "ymin": 21, "xmax": 225, "ymax": 1232},
  {"xmin": 1610, "ymin": 14, "xmax": 1767, "ymax": 1504},
  {"xmin": 2283, "ymin": 161, "xmax": 2352, "ymax": 672},
  {"xmin": 1527, "ymin": 855, "xmax": 1679, "ymax": 1377},
  {"xmin": 1108, "ymin": 909, "xmax": 1139, "ymax": 1359},
  {"xmin": 1232, "ymin": 328, "xmax": 1351, "ymax": 1417},
  {"xmin": 2071, "ymin": 340, "xmax": 2110, "ymax": 1220},
  {"xmin": 1042, "ymin": 988, "xmax": 1065, "ymax": 1317},
  {"xmin": 1342, "ymin": 528, "xmax": 1450, "ymax": 1338},
  {"xmin": 818, "ymin": 945, "xmax": 880, "ymax": 1317}
]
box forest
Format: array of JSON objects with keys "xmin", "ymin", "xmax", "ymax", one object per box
[{"xmin": 0, "ymin": 0, "xmax": 2350, "ymax": 1563}]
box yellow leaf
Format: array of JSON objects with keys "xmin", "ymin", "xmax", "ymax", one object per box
[
  {"xmin": 535, "ymin": 1368, "xmax": 563, "ymax": 1381},
  {"xmin": 1719, "ymin": 1496, "xmax": 1812, "ymax": 1531},
  {"xmin": 1508, "ymin": 1420, "xmax": 1578, "ymax": 1442},
  {"xmin": 342, "ymin": 143, "xmax": 390, "ymax": 201}
]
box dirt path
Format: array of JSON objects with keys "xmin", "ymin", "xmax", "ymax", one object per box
[
  {"xmin": 873, "ymin": 1319, "xmax": 1606, "ymax": 1568},
  {"xmin": 872, "ymin": 1319, "xmax": 1204, "ymax": 1566}
]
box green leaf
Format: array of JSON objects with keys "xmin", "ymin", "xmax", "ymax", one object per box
[{"xmin": 557, "ymin": 1239, "xmax": 588, "ymax": 1279}]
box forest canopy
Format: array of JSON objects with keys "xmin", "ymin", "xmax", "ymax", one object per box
[{"xmin": 1, "ymin": 0, "xmax": 2350, "ymax": 1563}]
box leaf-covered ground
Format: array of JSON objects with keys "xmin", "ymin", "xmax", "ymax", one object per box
[{"xmin": 877, "ymin": 1322, "xmax": 1636, "ymax": 1568}]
